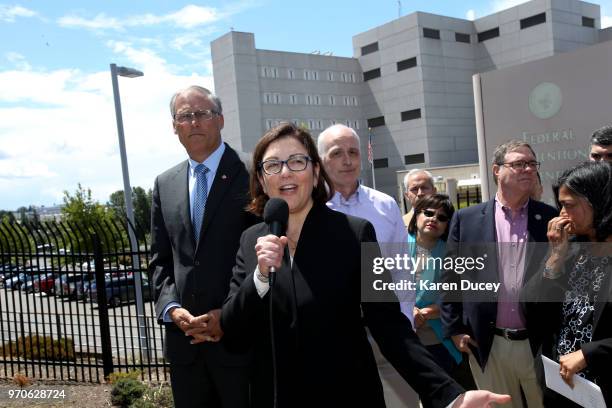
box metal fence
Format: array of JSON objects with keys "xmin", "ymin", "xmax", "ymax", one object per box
[
  {"xmin": 456, "ymin": 186, "xmax": 482, "ymax": 209},
  {"xmin": 0, "ymin": 219, "xmax": 168, "ymax": 383}
]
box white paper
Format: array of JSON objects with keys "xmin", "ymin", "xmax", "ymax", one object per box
[{"xmin": 542, "ymin": 355, "xmax": 607, "ymax": 408}]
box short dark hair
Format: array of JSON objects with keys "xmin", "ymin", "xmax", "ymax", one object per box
[
  {"xmin": 553, "ymin": 161, "xmax": 612, "ymax": 242},
  {"xmin": 591, "ymin": 125, "xmax": 612, "ymax": 147},
  {"xmin": 247, "ymin": 122, "xmax": 333, "ymax": 216},
  {"xmin": 407, "ymin": 193, "xmax": 455, "ymax": 241}
]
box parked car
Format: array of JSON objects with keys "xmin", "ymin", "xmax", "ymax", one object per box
[
  {"xmin": 31, "ymin": 273, "xmax": 59, "ymax": 294},
  {"xmin": 55, "ymin": 273, "xmax": 90, "ymax": 299},
  {"xmin": 85, "ymin": 274, "xmax": 152, "ymax": 307},
  {"xmin": 4, "ymin": 272, "xmax": 27, "ymax": 290},
  {"xmin": 0, "ymin": 264, "xmax": 20, "ymax": 285}
]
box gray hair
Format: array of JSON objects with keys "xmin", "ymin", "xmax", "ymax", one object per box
[
  {"xmin": 317, "ymin": 124, "xmax": 361, "ymax": 156},
  {"xmin": 403, "ymin": 169, "xmax": 434, "ymax": 190},
  {"xmin": 169, "ymin": 85, "xmax": 223, "ymax": 118}
]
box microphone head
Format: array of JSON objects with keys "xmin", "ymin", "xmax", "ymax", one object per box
[{"xmin": 263, "ymin": 198, "xmax": 289, "ymax": 226}]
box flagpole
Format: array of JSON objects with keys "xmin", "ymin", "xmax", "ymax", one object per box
[{"xmin": 368, "ymin": 127, "xmax": 376, "ymax": 190}]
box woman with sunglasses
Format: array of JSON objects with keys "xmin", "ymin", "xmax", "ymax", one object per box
[
  {"xmin": 220, "ymin": 123, "xmax": 510, "ymax": 408},
  {"xmin": 407, "ymin": 194, "xmax": 475, "ymax": 389}
]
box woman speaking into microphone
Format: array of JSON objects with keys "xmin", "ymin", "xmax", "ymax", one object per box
[{"xmin": 221, "ymin": 122, "xmax": 509, "ymax": 408}]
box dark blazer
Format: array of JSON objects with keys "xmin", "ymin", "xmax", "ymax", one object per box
[
  {"xmin": 440, "ymin": 198, "xmax": 557, "ymax": 369},
  {"xmin": 221, "ymin": 204, "xmax": 463, "ymax": 408},
  {"xmin": 521, "ymin": 248, "xmax": 612, "ymax": 406},
  {"xmin": 150, "ymin": 143, "xmax": 255, "ymax": 365}
]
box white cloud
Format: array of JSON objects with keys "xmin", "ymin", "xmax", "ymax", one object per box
[
  {"xmin": 58, "ymin": 5, "xmax": 220, "ymax": 31},
  {"xmin": 602, "ymin": 15, "xmax": 612, "ymax": 28},
  {"xmin": 0, "ymin": 49, "xmax": 214, "ymax": 209},
  {"xmin": 5, "ymin": 52, "xmax": 31, "ymax": 71},
  {"xmin": 466, "ymin": 9, "xmax": 476, "ymax": 21},
  {"xmin": 0, "ymin": 4, "xmax": 36, "ymax": 22},
  {"xmin": 57, "ymin": 13, "xmax": 122, "ymax": 30}
]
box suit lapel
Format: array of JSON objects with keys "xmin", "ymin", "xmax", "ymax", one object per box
[
  {"xmin": 483, "ymin": 199, "xmax": 499, "ymax": 282},
  {"xmin": 524, "ymin": 200, "xmax": 547, "ymax": 282},
  {"xmin": 195, "ymin": 145, "xmax": 241, "ymax": 253},
  {"xmin": 170, "ymin": 161, "xmax": 196, "ymax": 254}
]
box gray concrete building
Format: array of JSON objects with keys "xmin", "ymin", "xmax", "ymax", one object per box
[{"xmin": 211, "ymin": 0, "xmax": 606, "ymax": 198}]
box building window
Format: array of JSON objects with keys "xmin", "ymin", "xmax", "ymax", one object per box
[
  {"xmin": 373, "ymin": 158, "xmax": 388, "ymax": 169},
  {"xmin": 352, "ymin": 96, "xmax": 358, "ymax": 106},
  {"xmin": 292, "ymin": 119, "xmax": 300, "ymax": 126},
  {"xmin": 314, "ymin": 95, "xmax": 321, "ymax": 105},
  {"xmin": 350, "ymin": 73, "xmax": 356, "ymax": 82},
  {"xmin": 289, "ymin": 94, "xmax": 298, "ymax": 104},
  {"xmin": 363, "ymin": 68, "xmax": 381, "ymax": 81},
  {"xmin": 329, "ymin": 95, "xmax": 335, "ymax": 105},
  {"xmin": 266, "ymin": 119, "xmax": 274, "ymax": 130},
  {"xmin": 367, "ymin": 116, "xmax": 385, "ymax": 128},
  {"xmin": 397, "ymin": 57, "xmax": 417, "ymax": 71},
  {"xmin": 306, "ymin": 95, "xmax": 312, "ymax": 105},
  {"xmin": 304, "ymin": 70, "xmax": 319, "ymax": 80},
  {"xmin": 361, "ymin": 41, "xmax": 379, "ymax": 56},
  {"xmin": 401, "ymin": 109, "xmax": 421, "ymax": 121},
  {"xmin": 423, "ymin": 28, "xmax": 440, "ymax": 39},
  {"xmin": 327, "ymin": 71, "xmax": 334, "ymax": 81},
  {"xmin": 404, "ymin": 153, "xmax": 425, "ymax": 165},
  {"xmin": 317, "ymin": 120, "xmax": 323, "ymax": 129},
  {"xmin": 353, "ymin": 120, "xmax": 360, "ymax": 130},
  {"xmin": 288, "ymin": 69, "xmax": 295, "ymax": 79},
  {"xmin": 478, "ymin": 27, "xmax": 500, "ymax": 42},
  {"xmin": 455, "ymin": 32, "xmax": 471, "ymax": 43},
  {"xmin": 274, "ymin": 93, "xmax": 281, "ymax": 104},
  {"xmin": 520, "ymin": 12, "xmax": 546, "ymax": 29},
  {"xmin": 263, "ymin": 93, "xmax": 272, "ymax": 104},
  {"xmin": 582, "ymin": 16, "xmax": 595, "ymax": 28}
]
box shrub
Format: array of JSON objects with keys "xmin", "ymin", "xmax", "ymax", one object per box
[
  {"xmin": 108, "ymin": 369, "xmax": 141, "ymax": 384},
  {"xmin": 3, "ymin": 335, "xmax": 75, "ymax": 361},
  {"xmin": 111, "ymin": 377, "xmax": 147, "ymax": 407},
  {"xmin": 130, "ymin": 383, "xmax": 174, "ymax": 408}
]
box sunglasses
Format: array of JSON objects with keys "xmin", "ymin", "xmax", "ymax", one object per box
[{"xmin": 421, "ymin": 209, "xmax": 450, "ymax": 223}]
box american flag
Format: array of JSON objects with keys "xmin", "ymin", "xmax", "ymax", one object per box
[{"xmin": 367, "ymin": 128, "xmax": 373, "ymax": 164}]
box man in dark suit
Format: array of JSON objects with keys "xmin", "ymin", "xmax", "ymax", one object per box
[
  {"xmin": 440, "ymin": 140, "xmax": 557, "ymax": 408},
  {"xmin": 150, "ymin": 85, "xmax": 254, "ymax": 408}
]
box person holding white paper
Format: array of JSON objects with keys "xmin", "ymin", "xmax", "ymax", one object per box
[{"xmin": 522, "ymin": 161, "xmax": 612, "ymax": 407}]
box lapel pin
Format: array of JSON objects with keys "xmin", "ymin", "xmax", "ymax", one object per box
[
  {"xmin": 222, "ymin": 174, "xmax": 227, "ymax": 180},
  {"xmin": 535, "ymin": 214, "xmax": 542, "ymax": 220}
]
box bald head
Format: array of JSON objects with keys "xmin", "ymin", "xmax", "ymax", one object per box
[{"xmin": 318, "ymin": 124, "xmax": 362, "ymax": 197}]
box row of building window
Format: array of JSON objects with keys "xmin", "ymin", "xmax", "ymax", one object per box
[
  {"xmin": 360, "ymin": 12, "xmax": 595, "ymax": 53},
  {"xmin": 372, "ymin": 153, "xmax": 426, "ymax": 169},
  {"xmin": 261, "ymin": 66, "xmax": 359, "ymax": 82},
  {"xmin": 367, "ymin": 108, "xmax": 421, "ymax": 128},
  {"xmin": 363, "ymin": 56, "xmax": 418, "ymax": 82},
  {"xmin": 263, "ymin": 93, "xmax": 359, "ymax": 106},
  {"xmin": 265, "ymin": 119, "xmax": 361, "ymax": 131}
]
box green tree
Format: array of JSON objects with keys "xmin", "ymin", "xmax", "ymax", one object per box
[
  {"xmin": 62, "ymin": 184, "xmax": 119, "ymax": 251},
  {"xmin": 107, "ymin": 187, "xmax": 151, "ymax": 240}
]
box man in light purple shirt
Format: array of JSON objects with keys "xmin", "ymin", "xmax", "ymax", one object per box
[
  {"xmin": 318, "ymin": 124, "xmax": 418, "ymax": 408},
  {"xmin": 440, "ymin": 140, "xmax": 557, "ymax": 408}
]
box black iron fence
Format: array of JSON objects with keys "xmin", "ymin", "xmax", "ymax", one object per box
[
  {"xmin": 0, "ymin": 219, "xmax": 168, "ymax": 383},
  {"xmin": 456, "ymin": 186, "xmax": 482, "ymax": 209}
]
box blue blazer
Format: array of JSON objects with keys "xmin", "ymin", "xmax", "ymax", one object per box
[{"xmin": 439, "ymin": 198, "xmax": 557, "ymax": 369}]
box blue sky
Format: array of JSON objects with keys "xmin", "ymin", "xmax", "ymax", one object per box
[{"xmin": 1, "ymin": 0, "xmax": 610, "ymax": 210}]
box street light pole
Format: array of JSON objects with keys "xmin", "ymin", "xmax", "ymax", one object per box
[{"xmin": 110, "ymin": 63, "xmax": 149, "ymax": 360}]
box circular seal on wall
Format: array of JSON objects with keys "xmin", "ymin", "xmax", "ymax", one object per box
[{"xmin": 528, "ymin": 82, "xmax": 562, "ymax": 119}]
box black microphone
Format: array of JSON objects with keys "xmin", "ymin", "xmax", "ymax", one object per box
[{"xmin": 263, "ymin": 198, "xmax": 289, "ymax": 287}]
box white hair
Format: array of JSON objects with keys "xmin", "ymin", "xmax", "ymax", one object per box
[
  {"xmin": 317, "ymin": 124, "xmax": 361, "ymax": 156},
  {"xmin": 403, "ymin": 169, "xmax": 434, "ymax": 190}
]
